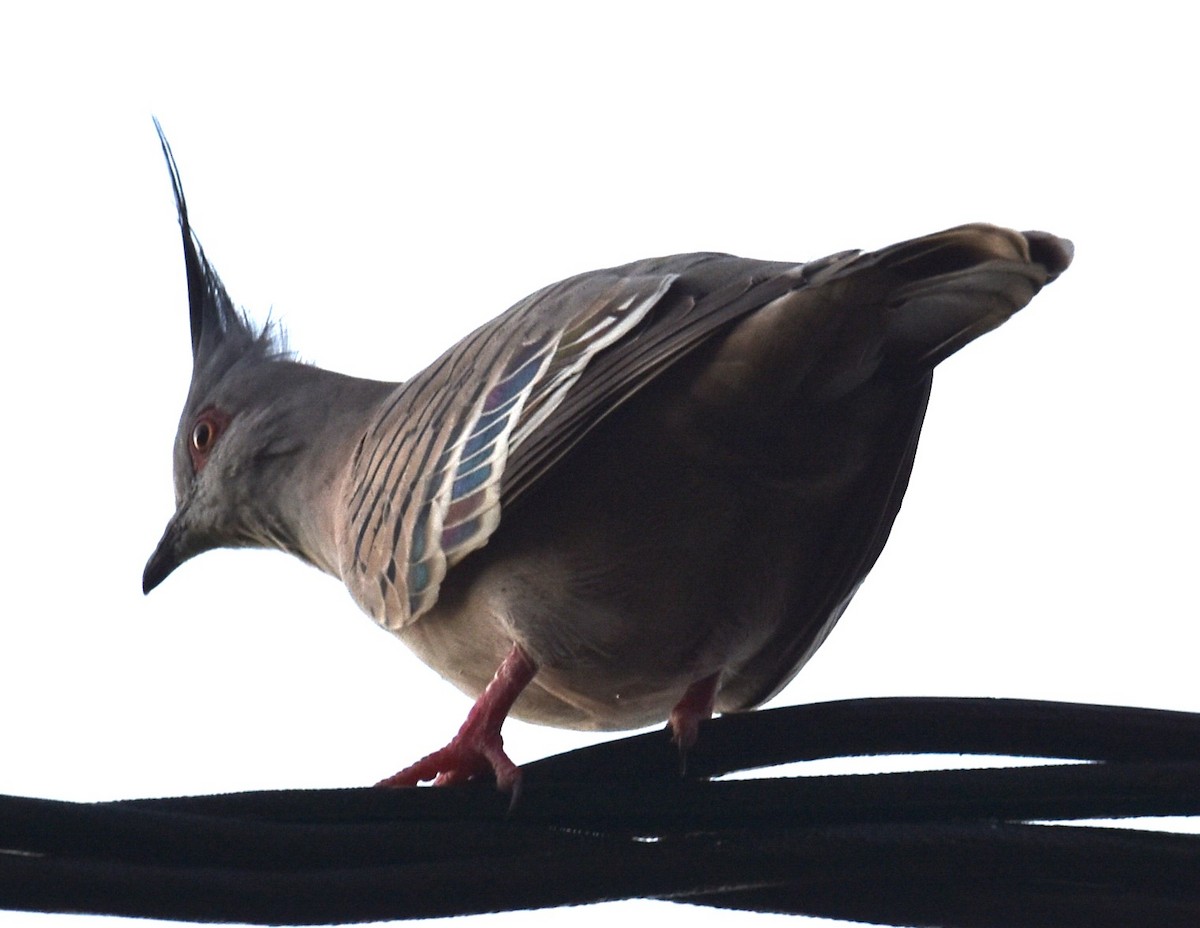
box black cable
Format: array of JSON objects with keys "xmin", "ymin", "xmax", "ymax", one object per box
[{"xmin": 2, "ymin": 697, "xmax": 1198, "ymax": 926}]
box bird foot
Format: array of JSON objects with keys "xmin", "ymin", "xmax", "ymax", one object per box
[
  {"xmin": 375, "ymin": 643, "xmax": 536, "ymax": 796},
  {"xmin": 668, "ymin": 671, "xmax": 721, "ymax": 771},
  {"xmin": 375, "ymin": 730, "xmax": 521, "ymax": 793}
]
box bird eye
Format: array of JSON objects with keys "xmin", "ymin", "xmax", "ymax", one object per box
[
  {"xmin": 188, "ymin": 408, "xmax": 231, "ymax": 472},
  {"xmin": 191, "ymin": 420, "xmax": 215, "ymax": 452}
]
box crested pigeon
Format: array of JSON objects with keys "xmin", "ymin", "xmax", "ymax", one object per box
[{"xmin": 143, "ymin": 124, "xmax": 1073, "ymax": 793}]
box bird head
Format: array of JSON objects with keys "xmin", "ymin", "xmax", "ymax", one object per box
[{"xmin": 142, "ymin": 122, "xmax": 313, "ymax": 594}]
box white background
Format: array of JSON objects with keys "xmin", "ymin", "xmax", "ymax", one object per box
[{"xmin": 1, "ymin": 3, "xmax": 1196, "ymax": 927}]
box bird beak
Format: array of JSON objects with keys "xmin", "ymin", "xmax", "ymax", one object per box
[{"xmin": 143, "ymin": 516, "xmax": 186, "ymax": 594}]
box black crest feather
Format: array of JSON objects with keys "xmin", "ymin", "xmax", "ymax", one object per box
[{"xmin": 152, "ymin": 118, "xmax": 283, "ymax": 365}]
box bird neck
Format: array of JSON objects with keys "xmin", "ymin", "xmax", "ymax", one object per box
[{"xmin": 266, "ymin": 364, "xmax": 398, "ymax": 579}]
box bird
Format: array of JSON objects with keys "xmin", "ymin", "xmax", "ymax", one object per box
[{"xmin": 142, "ymin": 123, "xmax": 1072, "ymax": 794}]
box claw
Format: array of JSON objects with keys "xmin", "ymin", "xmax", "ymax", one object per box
[
  {"xmin": 376, "ymin": 644, "xmax": 536, "ymax": 795},
  {"xmin": 375, "ymin": 733, "xmax": 521, "ymax": 792}
]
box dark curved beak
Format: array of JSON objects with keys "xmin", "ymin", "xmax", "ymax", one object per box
[{"xmin": 143, "ymin": 519, "xmax": 184, "ymax": 594}]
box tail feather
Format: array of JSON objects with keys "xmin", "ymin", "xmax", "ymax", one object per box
[
  {"xmin": 881, "ymin": 224, "xmax": 1073, "ymax": 368},
  {"xmin": 691, "ymin": 223, "xmax": 1072, "ymax": 415},
  {"xmin": 1024, "ymin": 229, "xmax": 1074, "ymax": 283}
]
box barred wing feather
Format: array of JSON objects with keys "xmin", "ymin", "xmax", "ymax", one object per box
[{"xmin": 343, "ymin": 272, "xmax": 678, "ymax": 627}]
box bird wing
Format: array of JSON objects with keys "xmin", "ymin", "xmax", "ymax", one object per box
[
  {"xmin": 343, "ymin": 225, "xmax": 1067, "ymax": 629},
  {"xmin": 344, "ymin": 257, "xmax": 740, "ymax": 626}
]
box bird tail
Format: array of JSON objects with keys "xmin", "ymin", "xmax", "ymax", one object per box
[{"xmin": 871, "ymin": 223, "xmax": 1073, "ymax": 369}]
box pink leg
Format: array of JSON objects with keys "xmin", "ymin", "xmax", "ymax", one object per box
[
  {"xmin": 668, "ymin": 671, "xmax": 721, "ymax": 752},
  {"xmin": 376, "ymin": 643, "xmax": 537, "ymax": 794}
]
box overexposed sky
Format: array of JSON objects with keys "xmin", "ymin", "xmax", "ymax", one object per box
[{"xmin": 1, "ymin": 4, "xmax": 1197, "ymax": 927}]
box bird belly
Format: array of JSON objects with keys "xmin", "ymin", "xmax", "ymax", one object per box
[
  {"xmin": 398, "ymin": 558, "xmax": 798, "ymax": 731},
  {"xmin": 394, "ymin": 462, "xmax": 832, "ymax": 731}
]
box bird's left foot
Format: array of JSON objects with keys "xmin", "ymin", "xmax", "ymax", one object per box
[{"xmin": 375, "ymin": 644, "xmax": 537, "ymax": 795}]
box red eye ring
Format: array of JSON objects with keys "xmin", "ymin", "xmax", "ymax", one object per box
[{"xmin": 188, "ymin": 408, "xmax": 232, "ymax": 472}]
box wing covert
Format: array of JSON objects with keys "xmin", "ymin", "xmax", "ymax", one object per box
[{"xmin": 342, "ymin": 271, "xmax": 678, "ymax": 627}]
